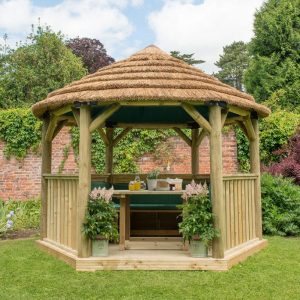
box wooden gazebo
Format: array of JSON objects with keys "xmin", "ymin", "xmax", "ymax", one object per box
[{"xmin": 32, "ymin": 45, "xmax": 270, "ymax": 271}]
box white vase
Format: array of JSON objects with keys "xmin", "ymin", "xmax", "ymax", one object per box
[{"xmin": 147, "ymin": 179, "xmax": 157, "ymax": 191}]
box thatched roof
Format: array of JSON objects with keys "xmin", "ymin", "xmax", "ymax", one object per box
[{"xmin": 32, "ymin": 45, "xmax": 270, "ymax": 118}]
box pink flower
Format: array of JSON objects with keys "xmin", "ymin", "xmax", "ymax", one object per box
[
  {"xmin": 182, "ymin": 180, "xmax": 208, "ymax": 200},
  {"xmin": 89, "ymin": 187, "xmax": 114, "ymax": 203}
]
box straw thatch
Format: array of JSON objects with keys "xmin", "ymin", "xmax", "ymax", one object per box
[{"xmin": 32, "ymin": 45, "xmax": 270, "ymax": 118}]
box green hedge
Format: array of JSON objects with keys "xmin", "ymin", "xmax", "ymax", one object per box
[
  {"xmin": 0, "ymin": 199, "xmax": 40, "ymax": 236},
  {"xmin": 261, "ymin": 173, "xmax": 300, "ymax": 236}
]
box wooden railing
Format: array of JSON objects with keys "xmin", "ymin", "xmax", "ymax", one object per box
[
  {"xmin": 44, "ymin": 175, "xmax": 78, "ymax": 251},
  {"xmin": 43, "ymin": 173, "xmax": 258, "ymax": 252},
  {"xmin": 223, "ymin": 174, "xmax": 258, "ymax": 250}
]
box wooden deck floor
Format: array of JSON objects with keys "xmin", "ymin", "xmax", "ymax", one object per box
[{"xmin": 37, "ymin": 238, "xmax": 267, "ymax": 271}]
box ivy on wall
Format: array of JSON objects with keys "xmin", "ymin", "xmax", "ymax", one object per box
[
  {"xmin": 0, "ymin": 109, "xmax": 42, "ymax": 158},
  {"xmin": 71, "ymin": 127, "xmax": 176, "ymax": 173}
]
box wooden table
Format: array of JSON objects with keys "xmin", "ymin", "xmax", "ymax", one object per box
[{"xmin": 113, "ymin": 190, "xmax": 184, "ymax": 250}]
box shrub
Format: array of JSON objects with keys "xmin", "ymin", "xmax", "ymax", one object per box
[
  {"xmin": 266, "ymin": 130, "xmax": 300, "ymax": 184},
  {"xmin": 178, "ymin": 181, "xmax": 219, "ymax": 245},
  {"xmin": 82, "ymin": 188, "xmax": 118, "ymax": 241},
  {"xmin": 0, "ymin": 199, "xmax": 40, "ymax": 236},
  {"xmin": 261, "ymin": 173, "xmax": 300, "ymax": 236},
  {"xmin": 236, "ymin": 111, "xmax": 300, "ymax": 171}
]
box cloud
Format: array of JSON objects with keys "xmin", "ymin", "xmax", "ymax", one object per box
[
  {"xmin": 148, "ymin": 0, "xmax": 265, "ymax": 73},
  {"xmin": 0, "ymin": 0, "xmax": 137, "ymax": 56}
]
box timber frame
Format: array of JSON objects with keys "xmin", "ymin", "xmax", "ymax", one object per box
[{"xmin": 38, "ymin": 100, "xmax": 267, "ymax": 271}]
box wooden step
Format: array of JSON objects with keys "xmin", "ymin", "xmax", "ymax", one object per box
[{"xmin": 125, "ymin": 237, "xmax": 185, "ymax": 250}]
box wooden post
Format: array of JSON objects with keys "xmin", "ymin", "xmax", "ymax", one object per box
[
  {"xmin": 77, "ymin": 105, "xmax": 91, "ymax": 257},
  {"xmin": 105, "ymin": 127, "xmax": 114, "ymax": 174},
  {"xmin": 119, "ymin": 196, "xmax": 126, "ymax": 250},
  {"xmin": 209, "ymin": 105, "xmax": 225, "ymax": 258},
  {"xmin": 249, "ymin": 118, "xmax": 262, "ymax": 239},
  {"xmin": 191, "ymin": 128, "xmax": 199, "ymax": 175},
  {"xmin": 125, "ymin": 195, "xmax": 130, "ymax": 240},
  {"xmin": 40, "ymin": 117, "xmax": 52, "ymax": 239}
]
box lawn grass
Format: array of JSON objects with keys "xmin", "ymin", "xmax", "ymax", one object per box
[{"xmin": 0, "ymin": 236, "xmax": 299, "ymax": 299}]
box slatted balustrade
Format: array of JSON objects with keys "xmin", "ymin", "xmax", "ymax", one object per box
[
  {"xmin": 45, "ymin": 175, "xmax": 78, "ymax": 251},
  {"xmin": 223, "ymin": 174, "xmax": 258, "ymax": 250}
]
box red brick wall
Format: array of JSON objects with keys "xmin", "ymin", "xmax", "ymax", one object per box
[
  {"xmin": 0, "ymin": 127, "xmax": 238, "ymax": 200},
  {"xmin": 137, "ymin": 131, "xmax": 237, "ymax": 174}
]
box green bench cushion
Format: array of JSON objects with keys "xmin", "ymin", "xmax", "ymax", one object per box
[{"xmin": 91, "ymin": 181, "xmax": 182, "ymax": 210}]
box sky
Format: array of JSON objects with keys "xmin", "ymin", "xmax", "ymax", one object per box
[{"xmin": 0, "ymin": 0, "xmax": 265, "ymax": 73}]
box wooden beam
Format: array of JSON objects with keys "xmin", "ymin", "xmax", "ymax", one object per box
[
  {"xmin": 243, "ymin": 116, "xmax": 256, "ymax": 141},
  {"xmin": 228, "ymin": 106, "xmax": 250, "ymax": 117},
  {"xmin": 112, "ymin": 128, "xmax": 132, "ymax": 146},
  {"xmin": 45, "ymin": 115, "xmax": 58, "ymax": 142},
  {"xmin": 105, "ymin": 128, "xmax": 114, "ymax": 174},
  {"xmin": 97, "ymin": 128, "xmax": 109, "ymax": 146},
  {"xmin": 40, "ymin": 117, "xmax": 52, "ymax": 239},
  {"xmin": 89, "ymin": 103, "xmax": 120, "ymax": 133},
  {"xmin": 77, "ymin": 106, "xmax": 92, "ymax": 258},
  {"xmin": 191, "ymin": 128, "xmax": 199, "ymax": 174},
  {"xmin": 209, "ymin": 105, "xmax": 225, "ymax": 259},
  {"xmin": 52, "ymin": 120, "xmax": 68, "ymax": 140},
  {"xmin": 72, "ymin": 108, "xmax": 80, "ymax": 126},
  {"xmin": 249, "ymin": 118, "xmax": 262, "ymax": 240},
  {"xmin": 221, "ymin": 110, "xmax": 228, "ymax": 128},
  {"xmin": 53, "ymin": 105, "xmax": 72, "ymax": 116},
  {"xmin": 196, "ymin": 129, "xmax": 208, "ymax": 147},
  {"xmin": 173, "ymin": 128, "xmax": 192, "ymax": 147},
  {"xmin": 224, "ymin": 116, "xmax": 244, "ymax": 125},
  {"xmin": 236, "ymin": 121, "xmax": 250, "ymax": 140},
  {"xmin": 181, "ymin": 103, "xmax": 212, "ymax": 133}
]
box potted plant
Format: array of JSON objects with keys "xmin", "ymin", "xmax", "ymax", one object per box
[
  {"xmin": 178, "ymin": 181, "xmax": 219, "ymax": 257},
  {"xmin": 83, "ymin": 187, "xmax": 118, "ymax": 257},
  {"xmin": 146, "ymin": 169, "xmax": 160, "ymax": 191}
]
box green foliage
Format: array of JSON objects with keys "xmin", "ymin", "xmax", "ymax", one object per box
[
  {"xmin": 259, "ymin": 111, "xmax": 300, "ymax": 164},
  {"xmin": 235, "ymin": 126, "xmax": 250, "ymax": 172},
  {"xmin": 214, "ymin": 41, "xmax": 250, "ymax": 91},
  {"xmin": 147, "ymin": 169, "xmax": 160, "ymax": 179},
  {"xmin": 261, "ymin": 173, "xmax": 300, "ymax": 236},
  {"xmin": 82, "ymin": 197, "xmax": 118, "ymax": 241},
  {"xmin": 236, "ymin": 112, "xmax": 300, "ymax": 170},
  {"xmin": 71, "ymin": 127, "xmax": 174, "ymax": 173},
  {"xmin": 58, "ymin": 145, "xmax": 71, "ymax": 174},
  {"xmin": 0, "ymin": 108, "xmax": 41, "ymax": 158},
  {"xmin": 244, "ymin": 0, "xmax": 300, "ymax": 112},
  {"xmin": 0, "ymin": 25, "xmax": 86, "ymax": 108},
  {"xmin": 170, "ymin": 51, "xmax": 205, "ymax": 65},
  {"xmin": 0, "ymin": 199, "xmax": 40, "ymax": 236},
  {"xmin": 178, "ymin": 192, "xmax": 219, "ymax": 245}
]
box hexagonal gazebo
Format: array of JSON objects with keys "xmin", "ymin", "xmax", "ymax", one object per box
[{"xmin": 32, "ymin": 45, "xmax": 270, "ymax": 271}]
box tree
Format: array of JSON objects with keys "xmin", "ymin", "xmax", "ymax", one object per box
[
  {"xmin": 214, "ymin": 41, "xmax": 250, "ymax": 91},
  {"xmin": 66, "ymin": 38, "xmax": 115, "ymax": 74},
  {"xmin": 170, "ymin": 51, "xmax": 204, "ymax": 66},
  {"xmin": 0, "ymin": 26, "xmax": 86, "ymax": 108},
  {"xmin": 244, "ymin": 0, "xmax": 300, "ymax": 112}
]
